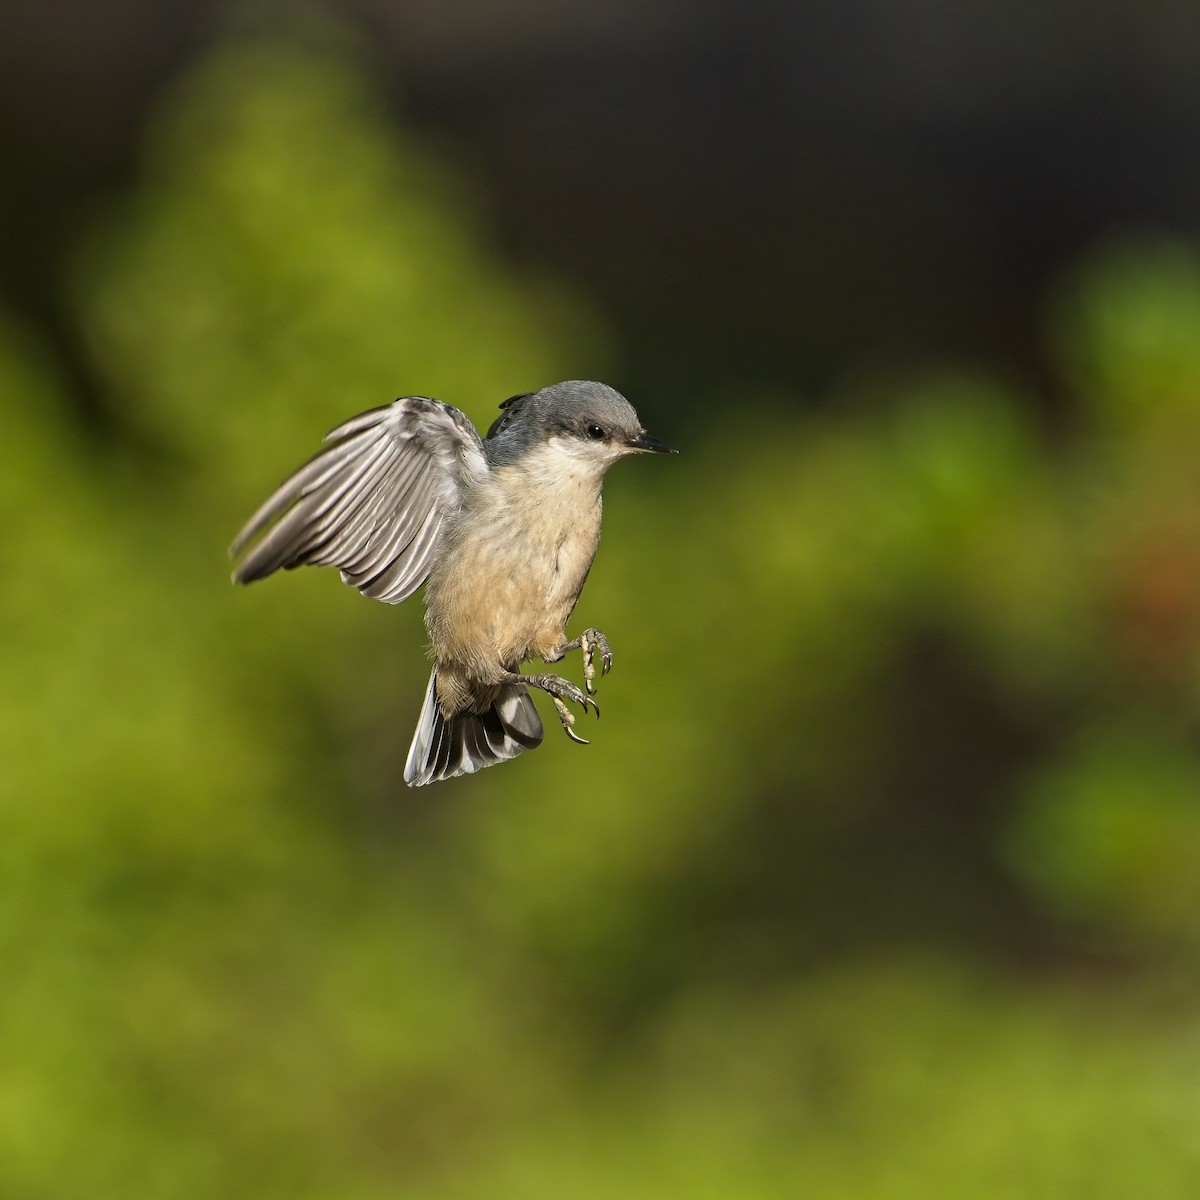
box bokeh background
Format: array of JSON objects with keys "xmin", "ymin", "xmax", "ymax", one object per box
[{"xmin": 5, "ymin": 2, "xmax": 1200, "ymax": 1195}]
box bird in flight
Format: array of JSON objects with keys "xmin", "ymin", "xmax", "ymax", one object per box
[{"xmin": 230, "ymin": 380, "xmax": 675, "ymax": 785}]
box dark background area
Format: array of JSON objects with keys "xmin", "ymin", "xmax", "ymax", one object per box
[{"xmin": 5, "ymin": 0, "xmax": 1200, "ymax": 428}]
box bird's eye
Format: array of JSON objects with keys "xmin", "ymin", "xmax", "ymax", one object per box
[{"xmin": 586, "ymin": 423, "xmax": 606, "ymax": 440}]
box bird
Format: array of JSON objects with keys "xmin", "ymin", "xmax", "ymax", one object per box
[{"xmin": 229, "ymin": 379, "xmax": 675, "ymax": 786}]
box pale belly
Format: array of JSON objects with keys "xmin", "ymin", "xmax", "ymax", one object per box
[{"xmin": 423, "ymin": 479, "xmax": 602, "ymax": 677}]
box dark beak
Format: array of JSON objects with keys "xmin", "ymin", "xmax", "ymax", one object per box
[{"xmin": 627, "ymin": 431, "xmax": 677, "ymax": 454}]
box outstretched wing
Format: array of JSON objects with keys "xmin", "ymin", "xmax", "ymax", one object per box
[{"xmin": 230, "ymin": 397, "xmax": 487, "ymax": 604}]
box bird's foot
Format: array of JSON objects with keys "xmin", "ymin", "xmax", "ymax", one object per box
[
  {"xmin": 519, "ymin": 672, "xmax": 599, "ymax": 743},
  {"xmin": 579, "ymin": 628, "xmax": 613, "ymax": 697}
]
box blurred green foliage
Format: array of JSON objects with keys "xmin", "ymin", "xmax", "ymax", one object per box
[{"xmin": 5, "ymin": 28, "xmax": 1200, "ymax": 1198}]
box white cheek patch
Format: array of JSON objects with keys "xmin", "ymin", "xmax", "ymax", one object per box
[{"xmin": 525, "ymin": 436, "xmax": 613, "ymax": 483}]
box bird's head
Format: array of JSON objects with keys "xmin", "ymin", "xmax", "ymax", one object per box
[{"xmin": 485, "ymin": 380, "xmax": 675, "ymax": 473}]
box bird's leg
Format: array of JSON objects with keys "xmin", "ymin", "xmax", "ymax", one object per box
[
  {"xmin": 545, "ymin": 627, "xmax": 613, "ymax": 696},
  {"xmin": 500, "ymin": 670, "xmax": 599, "ymax": 745}
]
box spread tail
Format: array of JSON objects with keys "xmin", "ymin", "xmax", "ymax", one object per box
[{"xmin": 403, "ymin": 669, "xmax": 544, "ymax": 787}]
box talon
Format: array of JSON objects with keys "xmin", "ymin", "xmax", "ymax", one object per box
[
  {"xmin": 520, "ymin": 670, "xmax": 600, "ymax": 736},
  {"xmin": 580, "ymin": 628, "xmax": 613, "ymax": 696},
  {"xmin": 552, "ymin": 675, "xmax": 591, "ymax": 713},
  {"xmin": 551, "ymin": 696, "xmax": 590, "ymax": 745}
]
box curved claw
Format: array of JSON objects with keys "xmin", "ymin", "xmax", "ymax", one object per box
[
  {"xmin": 581, "ymin": 628, "xmax": 613, "ymax": 696},
  {"xmin": 550, "ymin": 694, "xmax": 591, "ymax": 745},
  {"xmin": 535, "ymin": 673, "xmax": 597, "ymax": 715}
]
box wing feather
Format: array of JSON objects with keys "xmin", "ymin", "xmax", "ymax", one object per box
[
  {"xmin": 249, "ymin": 438, "xmax": 398, "ymax": 574},
  {"xmin": 230, "ymin": 397, "xmax": 486, "ymax": 603},
  {"xmin": 357, "ymin": 513, "xmax": 442, "ymax": 602},
  {"xmin": 333, "ymin": 449, "xmax": 429, "ymax": 565},
  {"xmin": 320, "ymin": 454, "xmax": 422, "ymax": 570}
]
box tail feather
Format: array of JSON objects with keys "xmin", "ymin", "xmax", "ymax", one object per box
[{"xmin": 403, "ymin": 669, "xmax": 544, "ymax": 787}]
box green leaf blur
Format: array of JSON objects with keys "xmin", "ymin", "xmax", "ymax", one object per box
[{"xmin": 5, "ymin": 28, "xmax": 1200, "ymax": 1198}]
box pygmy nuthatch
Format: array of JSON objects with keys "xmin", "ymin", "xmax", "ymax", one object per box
[{"xmin": 230, "ymin": 380, "xmax": 675, "ymax": 785}]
